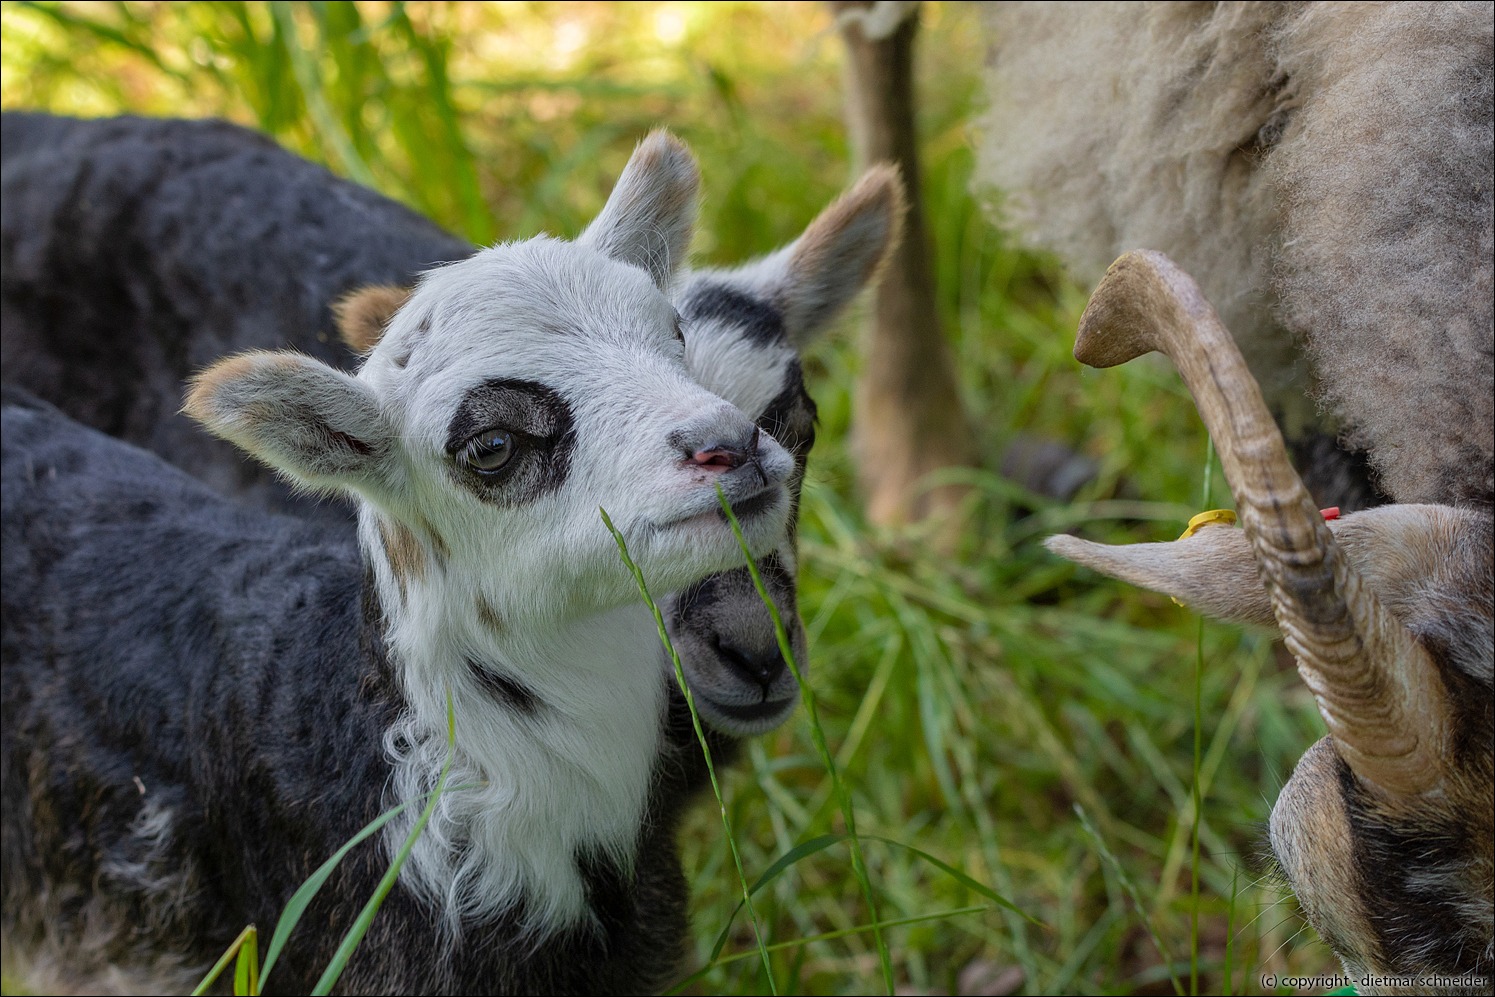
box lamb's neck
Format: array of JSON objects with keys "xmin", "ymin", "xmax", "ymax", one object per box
[{"xmin": 359, "ymin": 511, "xmax": 669, "ymax": 935}]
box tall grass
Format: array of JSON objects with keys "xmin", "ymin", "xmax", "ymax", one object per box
[
  {"xmin": 0, "ymin": 2, "xmax": 1339, "ymax": 993},
  {"xmin": 603, "ymin": 505, "xmax": 781, "ymax": 992}
]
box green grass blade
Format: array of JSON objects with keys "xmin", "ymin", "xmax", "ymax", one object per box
[
  {"xmin": 309, "ymin": 691, "xmax": 459, "ymax": 996},
  {"xmin": 716, "ymin": 485, "xmax": 895, "ymax": 995},
  {"xmin": 16, "ymin": 0, "xmax": 183, "ymax": 79},
  {"xmin": 600, "ymin": 506, "xmax": 778, "ymax": 995},
  {"xmin": 709, "ymin": 833, "xmax": 848, "ymax": 961},
  {"xmin": 257, "ymin": 798, "xmax": 407, "ymax": 988},
  {"xmin": 1192, "ymin": 437, "xmax": 1217, "ymax": 995},
  {"xmin": 1224, "ymin": 865, "xmax": 1239, "ymax": 996},
  {"xmin": 861, "ymin": 834, "xmax": 1037, "ymax": 923},
  {"xmin": 266, "ymin": 2, "xmax": 376, "ymax": 189},
  {"xmin": 701, "ymin": 830, "xmax": 1036, "ymax": 973},
  {"xmin": 233, "ymin": 924, "xmax": 259, "ymax": 996},
  {"xmin": 192, "ymin": 923, "xmax": 259, "ymax": 997},
  {"xmin": 672, "ymin": 904, "xmax": 994, "ymax": 989},
  {"xmin": 387, "ymin": 7, "xmax": 494, "ymax": 244},
  {"xmin": 257, "ymin": 785, "xmax": 470, "ymax": 988},
  {"xmin": 1075, "ymin": 803, "xmax": 1185, "ymax": 996}
]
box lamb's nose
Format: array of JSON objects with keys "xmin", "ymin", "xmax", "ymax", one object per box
[
  {"xmin": 685, "ymin": 426, "xmax": 760, "ymax": 472},
  {"xmin": 714, "ymin": 633, "xmax": 787, "ymax": 694}
]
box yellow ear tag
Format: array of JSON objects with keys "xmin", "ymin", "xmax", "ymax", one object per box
[
  {"xmin": 1172, "ymin": 509, "xmax": 1238, "ymax": 607},
  {"xmin": 1177, "ymin": 508, "xmax": 1237, "ymax": 540}
]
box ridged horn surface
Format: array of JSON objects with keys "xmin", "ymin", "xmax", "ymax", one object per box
[{"xmin": 1077, "ymin": 250, "xmax": 1450, "ymax": 797}]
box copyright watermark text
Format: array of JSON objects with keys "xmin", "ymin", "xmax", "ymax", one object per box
[{"xmin": 1260, "ymin": 972, "xmax": 1491, "ymax": 993}]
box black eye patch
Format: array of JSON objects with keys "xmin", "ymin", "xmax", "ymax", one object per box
[{"xmin": 445, "ymin": 379, "xmax": 576, "ymax": 504}]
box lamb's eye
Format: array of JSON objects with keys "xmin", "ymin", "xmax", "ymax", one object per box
[
  {"xmin": 459, "ymin": 430, "xmax": 515, "ymax": 475},
  {"xmin": 672, "ymin": 312, "xmax": 685, "ymax": 344}
]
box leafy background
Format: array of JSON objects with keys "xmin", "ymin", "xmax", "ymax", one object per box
[{"xmin": 1, "ymin": 2, "xmax": 1341, "ymax": 993}]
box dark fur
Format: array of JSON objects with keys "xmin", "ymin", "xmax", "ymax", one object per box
[
  {"xmin": 0, "ymin": 112, "xmax": 472, "ymax": 524},
  {"xmin": 1, "ymin": 389, "xmax": 735, "ymax": 994},
  {"xmin": 465, "ymin": 658, "xmax": 543, "ymax": 716},
  {"xmin": 678, "ymin": 277, "xmax": 819, "ymax": 517}
]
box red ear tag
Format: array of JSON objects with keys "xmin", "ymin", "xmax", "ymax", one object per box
[{"xmin": 1320, "ymin": 507, "xmax": 1341, "ymax": 521}]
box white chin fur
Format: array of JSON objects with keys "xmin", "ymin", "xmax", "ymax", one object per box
[{"xmin": 383, "ymin": 600, "xmax": 668, "ymax": 939}]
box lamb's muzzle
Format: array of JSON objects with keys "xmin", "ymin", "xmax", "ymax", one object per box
[{"xmin": 1074, "ymin": 250, "xmax": 1452, "ymax": 799}]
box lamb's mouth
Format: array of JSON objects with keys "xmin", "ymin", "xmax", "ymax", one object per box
[
  {"xmin": 697, "ymin": 691, "xmax": 798, "ymax": 733},
  {"xmin": 715, "ymin": 484, "xmax": 782, "ymax": 521},
  {"xmin": 656, "ymin": 483, "xmax": 786, "ymax": 533}
]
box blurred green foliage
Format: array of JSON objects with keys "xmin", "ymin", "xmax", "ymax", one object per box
[{"xmin": 0, "ymin": 3, "xmax": 1339, "ymax": 994}]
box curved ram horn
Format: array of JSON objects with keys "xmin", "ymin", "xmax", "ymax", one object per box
[{"xmin": 1076, "ymin": 249, "xmax": 1451, "ymax": 797}]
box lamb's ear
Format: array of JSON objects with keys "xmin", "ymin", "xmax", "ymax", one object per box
[
  {"xmin": 185, "ymin": 351, "xmax": 394, "ymax": 495},
  {"xmin": 578, "ymin": 130, "xmax": 699, "ymax": 291},
  {"xmin": 333, "ymin": 284, "xmax": 411, "ymax": 354},
  {"xmin": 1045, "ymin": 524, "xmax": 1277, "ymax": 626},
  {"xmin": 770, "ymin": 163, "xmax": 906, "ymax": 346}
]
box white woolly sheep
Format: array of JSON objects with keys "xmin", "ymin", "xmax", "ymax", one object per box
[
  {"xmin": 978, "ymin": 1, "xmax": 1493, "ymax": 510},
  {"xmin": 978, "ymin": 3, "xmax": 1493, "ymax": 990}
]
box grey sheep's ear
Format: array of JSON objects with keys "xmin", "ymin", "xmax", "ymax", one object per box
[
  {"xmin": 766, "ymin": 163, "xmax": 907, "ymax": 345},
  {"xmin": 578, "ymin": 130, "xmax": 700, "ymax": 292},
  {"xmin": 1046, "ymin": 524, "xmax": 1277, "ymax": 627},
  {"xmin": 782, "ymin": 163, "xmax": 905, "ymax": 342},
  {"xmin": 184, "ymin": 351, "xmax": 396, "ymax": 496},
  {"xmin": 681, "ymin": 165, "xmax": 905, "ymax": 349}
]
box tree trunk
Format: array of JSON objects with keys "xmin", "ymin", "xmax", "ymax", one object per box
[{"xmin": 831, "ymin": 0, "xmax": 975, "ymax": 528}]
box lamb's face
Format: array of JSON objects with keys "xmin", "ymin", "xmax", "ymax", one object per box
[
  {"xmin": 185, "ymin": 131, "xmax": 800, "ymax": 626},
  {"xmin": 660, "ymin": 276, "xmax": 816, "ymax": 733},
  {"xmin": 318, "ymin": 165, "xmax": 904, "ymax": 735},
  {"xmin": 326, "ymin": 166, "xmax": 906, "ymax": 733},
  {"xmin": 653, "ymin": 166, "xmax": 905, "ymax": 734},
  {"xmin": 356, "ymin": 240, "xmax": 794, "ymax": 620}
]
